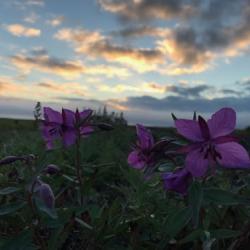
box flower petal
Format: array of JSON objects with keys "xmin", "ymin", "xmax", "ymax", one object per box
[
  {"xmin": 62, "ymin": 129, "xmax": 77, "ymax": 147},
  {"xmin": 80, "ymin": 109, "xmax": 93, "ymax": 121},
  {"xmin": 175, "ymin": 119, "xmax": 203, "ymax": 142},
  {"xmin": 136, "ymin": 124, "xmax": 154, "ymax": 150},
  {"xmin": 207, "ymin": 108, "xmax": 236, "ymax": 138},
  {"xmin": 162, "ymin": 168, "xmax": 191, "ymax": 195},
  {"xmin": 186, "ymin": 149, "xmax": 209, "ymax": 177},
  {"xmin": 216, "ymin": 142, "xmax": 250, "ymax": 168},
  {"xmin": 44, "ymin": 107, "xmax": 62, "ymax": 124},
  {"xmin": 80, "ymin": 126, "xmax": 94, "ymax": 136},
  {"xmin": 127, "ymin": 151, "xmax": 145, "ymax": 169},
  {"xmin": 62, "ymin": 108, "xmax": 75, "ymax": 128}
]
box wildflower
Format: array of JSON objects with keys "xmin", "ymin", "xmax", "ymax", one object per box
[
  {"xmin": 128, "ymin": 124, "xmax": 173, "ymax": 172},
  {"xmin": 162, "ymin": 168, "xmax": 192, "ymax": 195},
  {"xmin": 41, "ymin": 107, "xmax": 94, "ymax": 149},
  {"xmin": 175, "ymin": 108, "xmax": 250, "ymax": 177}
]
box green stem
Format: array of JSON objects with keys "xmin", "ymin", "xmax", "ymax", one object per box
[{"xmin": 76, "ymin": 134, "xmax": 83, "ymax": 206}]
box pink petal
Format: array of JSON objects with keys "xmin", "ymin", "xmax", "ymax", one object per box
[
  {"xmin": 175, "ymin": 119, "xmax": 203, "ymax": 142},
  {"xmin": 136, "ymin": 124, "xmax": 154, "ymax": 150},
  {"xmin": 127, "ymin": 151, "xmax": 145, "ymax": 169},
  {"xmin": 80, "ymin": 126, "xmax": 94, "ymax": 136},
  {"xmin": 207, "ymin": 108, "xmax": 236, "ymax": 138},
  {"xmin": 186, "ymin": 148, "xmax": 209, "ymax": 177},
  {"xmin": 80, "ymin": 109, "xmax": 93, "ymax": 121},
  {"xmin": 216, "ymin": 142, "xmax": 250, "ymax": 168},
  {"xmin": 62, "ymin": 129, "xmax": 77, "ymax": 147},
  {"xmin": 44, "ymin": 107, "xmax": 62, "ymax": 124},
  {"xmin": 62, "ymin": 109, "xmax": 76, "ymax": 128}
]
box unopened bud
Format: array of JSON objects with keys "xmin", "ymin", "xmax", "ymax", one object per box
[
  {"xmin": 97, "ymin": 123, "xmax": 113, "ymax": 131},
  {"xmin": 0, "ymin": 156, "xmax": 24, "ymax": 166},
  {"xmin": 38, "ymin": 183, "xmax": 55, "ymax": 209},
  {"xmin": 43, "ymin": 164, "xmax": 60, "ymax": 175}
]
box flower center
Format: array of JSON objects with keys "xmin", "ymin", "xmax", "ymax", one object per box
[{"xmin": 200, "ymin": 142, "xmax": 222, "ymax": 161}]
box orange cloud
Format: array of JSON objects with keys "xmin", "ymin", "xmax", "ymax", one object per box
[
  {"xmin": 55, "ymin": 28, "xmax": 164, "ymax": 72},
  {"xmin": 5, "ymin": 24, "xmax": 41, "ymax": 37},
  {"xmin": 10, "ymin": 53, "xmax": 131, "ymax": 79}
]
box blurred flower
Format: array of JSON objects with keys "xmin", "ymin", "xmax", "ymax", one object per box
[
  {"xmin": 128, "ymin": 124, "xmax": 173, "ymax": 175},
  {"xmin": 41, "ymin": 107, "xmax": 94, "ymax": 149},
  {"xmin": 162, "ymin": 168, "xmax": 192, "ymax": 195},
  {"xmin": 175, "ymin": 107, "xmax": 250, "ymax": 177}
]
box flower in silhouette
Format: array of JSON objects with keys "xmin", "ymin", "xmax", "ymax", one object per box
[{"xmin": 175, "ymin": 107, "xmax": 250, "ymax": 177}]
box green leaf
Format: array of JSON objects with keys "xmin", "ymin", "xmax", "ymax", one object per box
[
  {"xmin": 0, "ymin": 187, "xmax": 20, "ymax": 195},
  {"xmin": 0, "ymin": 230, "xmax": 36, "ymax": 250},
  {"xmin": 0, "ymin": 201, "xmax": 26, "ymax": 216},
  {"xmin": 203, "ymin": 188, "xmax": 250, "ymax": 205},
  {"xmin": 210, "ymin": 229, "xmax": 241, "ymax": 239},
  {"xmin": 74, "ymin": 217, "xmax": 93, "ymax": 230},
  {"xmin": 166, "ymin": 207, "xmax": 192, "ymax": 238},
  {"xmin": 35, "ymin": 197, "xmax": 57, "ymax": 219},
  {"xmin": 189, "ymin": 181, "xmax": 203, "ymax": 227},
  {"xmin": 179, "ymin": 229, "xmax": 205, "ymax": 244}
]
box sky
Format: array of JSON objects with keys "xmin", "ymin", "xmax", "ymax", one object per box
[{"xmin": 0, "ymin": 0, "xmax": 250, "ymax": 127}]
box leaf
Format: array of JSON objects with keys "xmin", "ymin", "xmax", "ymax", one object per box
[
  {"xmin": 0, "ymin": 230, "xmax": 36, "ymax": 250},
  {"xmin": 188, "ymin": 181, "xmax": 203, "ymax": 227},
  {"xmin": 179, "ymin": 229, "xmax": 204, "ymax": 244},
  {"xmin": 35, "ymin": 197, "xmax": 57, "ymax": 219},
  {"xmin": 203, "ymin": 188, "xmax": 250, "ymax": 205},
  {"xmin": 0, "ymin": 187, "xmax": 20, "ymax": 195},
  {"xmin": 0, "ymin": 201, "xmax": 26, "ymax": 216},
  {"xmin": 166, "ymin": 207, "xmax": 192, "ymax": 238},
  {"xmin": 210, "ymin": 229, "xmax": 241, "ymax": 239},
  {"xmin": 74, "ymin": 217, "xmax": 93, "ymax": 230}
]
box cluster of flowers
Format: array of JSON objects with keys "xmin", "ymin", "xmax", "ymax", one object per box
[{"xmin": 128, "ymin": 108, "xmax": 250, "ymax": 195}]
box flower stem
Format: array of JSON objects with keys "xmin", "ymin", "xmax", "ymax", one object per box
[{"xmin": 76, "ymin": 134, "xmax": 83, "ymax": 206}]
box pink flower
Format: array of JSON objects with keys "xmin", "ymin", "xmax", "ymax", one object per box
[
  {"xmin": 128, "ymin": 124, "xmax": 172, "ymax": 174},
  {"xmin": 175, "ymin": 108, "xmax": 250, "ymax": 177},
  {"xmin": 41, "ymin": 107, "xmax": 93, "ymax": 149}
]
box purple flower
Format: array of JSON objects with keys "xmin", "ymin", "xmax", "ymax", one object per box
[
  {"xmin": 162, "ymin": 168, "xmax": 192, "ymax": 195},
  {"xmin": 128, "ymin": 124, "xmax": 172, "ymax": 172},
  {"xmin": 175, "ymin": 107, "xmax": 250, "ymax": 177},
  {"xmin": 42, "ymin": 107, "xmax": 94, "ymax": 149}
]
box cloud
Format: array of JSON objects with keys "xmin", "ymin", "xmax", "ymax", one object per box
[
  {"xmin": 26, "ymin": 0, "xmax": 44, "ymax": 6},
  {"xmin": 10, "ymin": 51, "xmax": 132, "ymax": 79},
  {"xmin": 4, "ymin": 24, "xmax": 41, "ymax": 37},
  {"xmin": 99, "ymin": 0, "xmax": 250, "ymax": 75},
  {"xmin": 24, "ymin": 12, "xmax": 39, "ymax": 23},
  {"xmin": 98, "ymin": 0, "xmax": 196, "ymax": 21},
  {"xmin": 11, "ymin": 54, "xmax": 84, "ymax": 79},
  {"xmin": 47, "ymin": 16, "xmax": 65, "ymax": 27},
  {"xmin": 55, "ymin": 27, "xmax": 164, "ymax": 72},
  {"xmin": 111, "ymin": 25, "xmax": 170, "ymax": 38}
]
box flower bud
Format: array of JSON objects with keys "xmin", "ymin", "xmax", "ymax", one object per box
[
  {"xmin": 0, "ymin": 156, "xmax": 24, "ymax": 166},
  {"xmin": 97, "ymin": 123, "xmax": 113, "ymax": 131},
  {"xmin": 38, "ymin": 183, "xmax": 55, "ymax": 209},
  {"xmin": 43, "ymin": 164, "xmax": 60, "ymax": 175}
]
